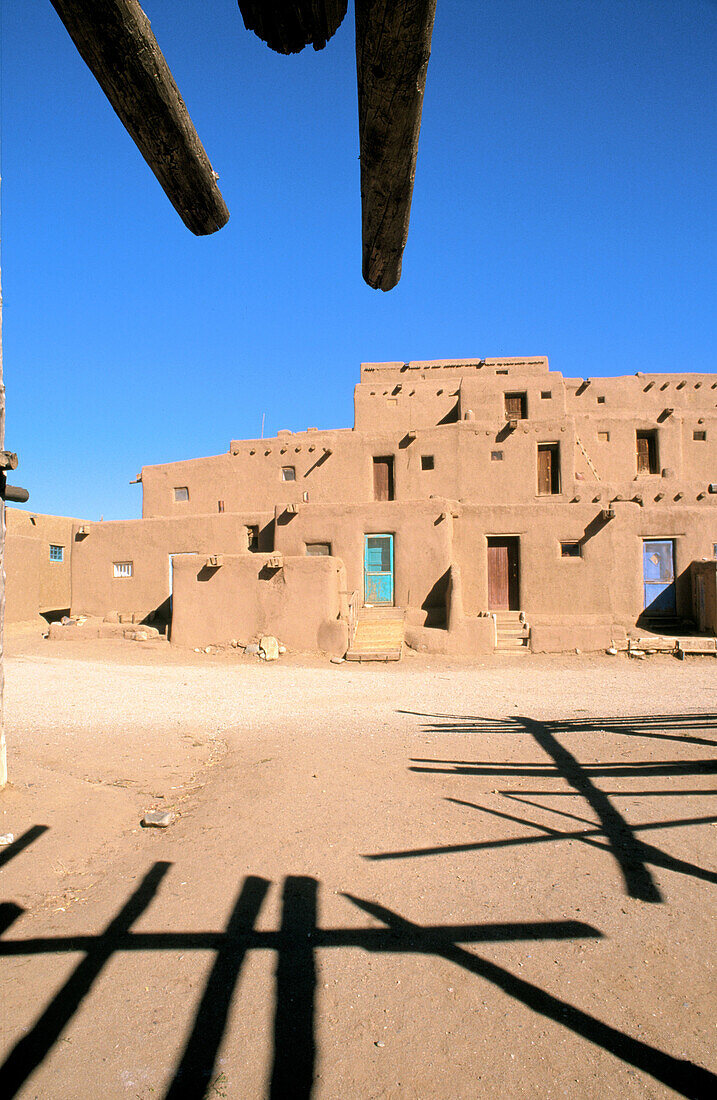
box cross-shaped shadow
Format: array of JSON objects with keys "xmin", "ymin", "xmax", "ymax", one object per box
[
  {"xmin": 373, "ymin": 711, "xmax": 717, "ymax": 904},
  {"xmin": 1, "ymin": 835, "xmax": 715, "ymax": 1098}
]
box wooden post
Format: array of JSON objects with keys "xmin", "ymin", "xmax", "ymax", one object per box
[
  {"xmin": 238, "ymin": 1, "xmax": 348, "ymax": 55},
  {"xmin": 50, "ymin": 1, "xmax": 230, "ymax": 235},
  {"xmin": 355, "ymin": 0, "xmax": 437, "ymax": 290},
  {"xmin": 0, "ymin": 197, "xmax": 6, "ymax": 789}
]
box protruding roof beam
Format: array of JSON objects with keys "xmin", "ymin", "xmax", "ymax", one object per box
[
  {"xmin": 238, "ymin": 0, "xmax": 348, "ymax": 55},
  {"xmin": 50, "ymin": 1, "xmax": 230, "ymax": 235},
  {"xmin": 356, "ymin": 0, "xmax": 437, "ymax": 290}
]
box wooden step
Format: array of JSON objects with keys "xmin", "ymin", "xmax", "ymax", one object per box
[{"xmin": 346, "ymin": 607, "xmax": 405, "ymax": 661}]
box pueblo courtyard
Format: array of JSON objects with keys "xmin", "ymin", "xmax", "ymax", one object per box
[{"xmin": 0, "ymin": 631, "xmax": 715, "ymax": 1098}]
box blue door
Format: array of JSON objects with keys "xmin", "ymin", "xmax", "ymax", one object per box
[
  {"xmin": 643, "ymin": 540, "xmax": 676, "ymax": 613},
  {"xmin": 364, "ymin": 534, "xmax": 394, "ymax": 605}
]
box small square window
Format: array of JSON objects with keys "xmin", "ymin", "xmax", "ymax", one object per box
[
  {"xmin": 174, "ymin": 486, "xmax": 189, "ymax": 502},
  {"xmin": 694, "ymin": 430, "xmax": 707, "ymax": 441},
  {"xmin": 49, "ymin": 544, "xmax": 64, "ymax": 562},
  {"xmin": 421, "ymin": 455, "xmax": 435, "ymax": 470},
  {"xmin": 597, "ymin": 431, "xmax": 610, "ymax": 442},
  {"xmin": 113, "ymin": 561, "xmax": 133, "ymax": 578},
  {"xmin": 496, "ymin": 369, "xmax": 509, "ymax": 375},
  {"xmin": 491, "ymin": 450, "xmax": 503, "ymax": 461},
  {"xmin": 597, "ymin": 395, "xmax": 606, "ymax": 404},
  {"xmin": 541, "ymin": 391, "xmax": 552, "ymax": 400},
  {"xmin": 306, "ymin": 542, "xmax": 331, "ymax": 556},
  {"xmin": 561, "ymin": 542, "xmax": 581, "ymax": 558},
  {"xmin": 281, "ymin": 467, "xmax": 296, "ymax": 481}
]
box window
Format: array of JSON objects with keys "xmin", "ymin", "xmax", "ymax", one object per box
[
  {"xmin": 246, "ymin": 525, "xmax": 259, "ymax": 552},
  {"xmin": 218, "ymin": 500, "xmax": 225, "ymax": 513},
  {"xmin": 597, "ymin": 395, "xmax": 606, "ymax": 404},
  {"xmin": 597, "ymin": 431, "xmax": 610, "ymax": 443},
  {"xmin": 306, "ymin": 543, "xmax": 331, "ymax": 556},
  {"xmin": 49, "ymin": 544, "xmax": 64, "ymax": 562},
  {"xmin": 491, "ymin": 450, "xmax": 504, "ymax": 461},
  {"xmin": 541, "ymin": 391, "xmax": 552, "ymax": 400},
  {"xmin": 421, "ymin": 455, "xmax": 435, "ymax": 470},
  {"xmin": 636, "ymin": 430, "xmax": 659, "ymax": 475},
  {"xmin": 561, "ymin": 542, "xmax": 581, "ymax": 558},
  {"xmin": 694, "ymin": 430, "xmax": 707, "ymax": 441},
  {"xmin": 281, "ymin": 467, "xmax": 296, "ymax": 482},
  {"xmin": 173, "ymin": 486, "xmax": 189, "ymax": 502},
  {"xmin": 537, "ymin": 443, "xmax": 561, "ymax": 495},
  {"xmin": 113, "ymin": 562, "xmax": 133, "ymax": 578},
  {"xmin": 504, "ymin": 392, "xmax": 527, "ymax": 419}
]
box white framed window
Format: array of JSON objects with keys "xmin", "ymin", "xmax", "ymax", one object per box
[
  {"xmin": 173, "ymin": 486, "xmax": 189, "ymax": 502},
  {"xmin": 113, "ymin": 561, "xmax": 133, "ymax": 578},
  {"xmin": 49, "ymin": 544, "xmax": 64, "ymax": 562}
]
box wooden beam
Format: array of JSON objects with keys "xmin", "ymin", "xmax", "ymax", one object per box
[
  {"xmin": 50, "ymin": 1, "xmax": 229, "ymax": 235},
  {"xmin": 238, "ymin": 1, "xmax": 347, "ymax": 55},
  {"xmin": 355, "ymin": 0, "xmax": 437, "ymax": 290}
]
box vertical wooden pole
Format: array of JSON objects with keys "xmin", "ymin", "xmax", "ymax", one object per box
[{"xmin": 0, "ymin": 174, "xmax": 6, "ymax": 789}]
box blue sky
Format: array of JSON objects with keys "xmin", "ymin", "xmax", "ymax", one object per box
[{"xmin": 2, "ymin": 1, "xmax": 715, "ymax": 519}]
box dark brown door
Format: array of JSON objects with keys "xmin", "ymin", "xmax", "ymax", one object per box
[
  {"xmin": 487, "ymin": 537, "xmax": 520, "ymax": 609},
  {"xmin": 537, "ymin": 446, "xmax": 552, "ymax": 495},
  {"xmin": 373, "ymin": 456, "xmax": 394, "ymax": 501},
  {"xmin": 505, "ymin": 393, "xmax": 526, "ymax": 419}
]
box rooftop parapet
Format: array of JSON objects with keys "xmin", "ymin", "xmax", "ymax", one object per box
[{"xmin": 360, "ymin": 357, "xmax": 550, "ymax": 380}]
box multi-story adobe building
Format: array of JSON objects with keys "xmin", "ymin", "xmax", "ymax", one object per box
[{"xmin": 60, "ymin": 356, "xmax": 717, "ymax": 655}]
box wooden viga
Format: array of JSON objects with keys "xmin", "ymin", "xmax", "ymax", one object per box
[{"xmin": 50, "ymin": 0, "xmax": 437, "ymax": 288}]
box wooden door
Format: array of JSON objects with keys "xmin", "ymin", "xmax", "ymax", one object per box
[
  {"xmin": 373, "ymin": 457, "xmax": 394, "ymax": 501},
  {"xmin": 537, "ymin": 446, "xmax": 553, "ymax": 495},
  {"xmin": 643, "ymin": 540, "xmax": 675, "ymax": 614},
  {"xmin": 636, "ymin": 434, "xmax": 653, "ymax": 474},
  {"xmin": 487, "ymin": 538, "xmax": 520, "ymax": 610}
]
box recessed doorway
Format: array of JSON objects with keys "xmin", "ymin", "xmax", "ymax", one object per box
[{"xmin": 487, "ymin": 537, "xmax": 520, "ymax": 610}]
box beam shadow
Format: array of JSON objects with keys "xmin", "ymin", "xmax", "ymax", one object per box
[
  {"xmin": 0, "ymin": 861, "xmax": 714, "ymax": 1099},
  {"xmin": 395, "ymin": 712, "xmax": 717, "ymax": 903},
  {"xmin": 0, "ymin": 826, "xmax": 49, "ymax": 871}
]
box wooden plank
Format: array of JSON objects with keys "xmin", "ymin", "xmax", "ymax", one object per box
[
  {"xmin": 372, "ymin": 457, "xmax": 393, "ymax": 501},
  {"xmin": 488, "ymin": 546, "xmax": 509, "ymax": 610},
  {"xmin": 50, "ymin": 1, "xmax": 229, "ymax": 235},
  {"xmin": 537, "ymin": 447, "xmax": 552, "ymax": 495},
  {"xmin": 356, "ymin": 0, "xmax": 437, "ymax": 290},
  {"xmin": 238, "ymin": 1, "xmax": 347, "ymax": 54}
]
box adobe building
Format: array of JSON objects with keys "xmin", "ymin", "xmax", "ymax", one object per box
[
  {"xmin": 4, "ymin": 509, "xmax": 85, "ymax": 625},
  {"xmin": 54, "ymin": 356, "xmax": 717, "ymax": 655}
]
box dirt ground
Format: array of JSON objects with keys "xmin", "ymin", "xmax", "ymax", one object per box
[{"xmin": 0, "ymin": 628, "xmax": 715, "ymax": 1099}]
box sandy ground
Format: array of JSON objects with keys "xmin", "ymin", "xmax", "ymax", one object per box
[{"xmin": 0, "ymin": 630, "xmax": 715, "ymax": 1099}]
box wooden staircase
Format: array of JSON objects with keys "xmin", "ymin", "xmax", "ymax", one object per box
[
  {"xmin": 494, "ymin": 610, "xmax": 530, "ymax": 653},
  {"xmin": 346, "ymin": 607, "xmax": 405, "ymax": 662}
]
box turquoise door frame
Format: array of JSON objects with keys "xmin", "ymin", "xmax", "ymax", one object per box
[{"xmin": 364, "ymin": 534, "xmax": 394, "ymax": 605}]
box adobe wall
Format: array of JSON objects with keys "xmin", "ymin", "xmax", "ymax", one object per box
[
  {"xmin": 454, "ymin": 502, "xmax": 717, "ymax": 627},
  {"xmin": 170, "ymin": 554, "xmax": 348, "ymax": 654},
  {"xmin": 272, "ymin": 499, "xmax": 454, "ymax": 620},
  {"xmin": 70, "ymin": 513, "xmax": 272, "ymax": 620},
  {"xmin": 6, "ymin": 509, "xmax": 84, "ymax": 616},
  {"xmin": 4, "ymin": 533, "xmax": 41, "ymax": 623}
]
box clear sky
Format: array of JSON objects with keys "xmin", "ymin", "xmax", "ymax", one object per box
[{"xmin": 1, "ymin": 1, "xmax": 715, "ymax": 520}]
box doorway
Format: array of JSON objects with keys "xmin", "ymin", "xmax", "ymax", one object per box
[
  {"xmin": 643, "ymin": 539, "xmax": 676, "ymax": 614},
  {"xmin": 364, "ymin": 534, "xmax": 394, "ymax": 605},
  {"xmin": 373, "ymin": 456, "xmax": 394, "ymax": 501},
  {"xmin": 487, "ymin": 537, "xmax": 520, "ymax": 610}
]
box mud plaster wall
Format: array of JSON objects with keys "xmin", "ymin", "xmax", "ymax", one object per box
[
  {"xmin": 454, "ymin": 503, "xmax": 717, "ymax": 626},
  {"xmin": 70, "ymin": 514, "xmax": 272, "ymax": 620},
  {"xmin": 272, "ymin": 500, "xmax": 453, "ymax": 616},
  {"xmin": 170, "ymin": 554, "xmax": 347, "ymax": 652},
  {"xmin": 6, "ymin": 510, "xmax": 84, "ymax": 615},
  {"xmin": 4, "ymin": 533, "xmax": 40, "ymax": 622}
]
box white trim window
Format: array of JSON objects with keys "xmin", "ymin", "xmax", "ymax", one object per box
[{"xmin": 113, "ymin": 561, "xmax": 133, "ymax": 578}]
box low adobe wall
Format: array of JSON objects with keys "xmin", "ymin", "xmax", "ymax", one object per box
[{"xmin": 170, "ymin": 553, "xmax": 349, "ymax": 655}]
